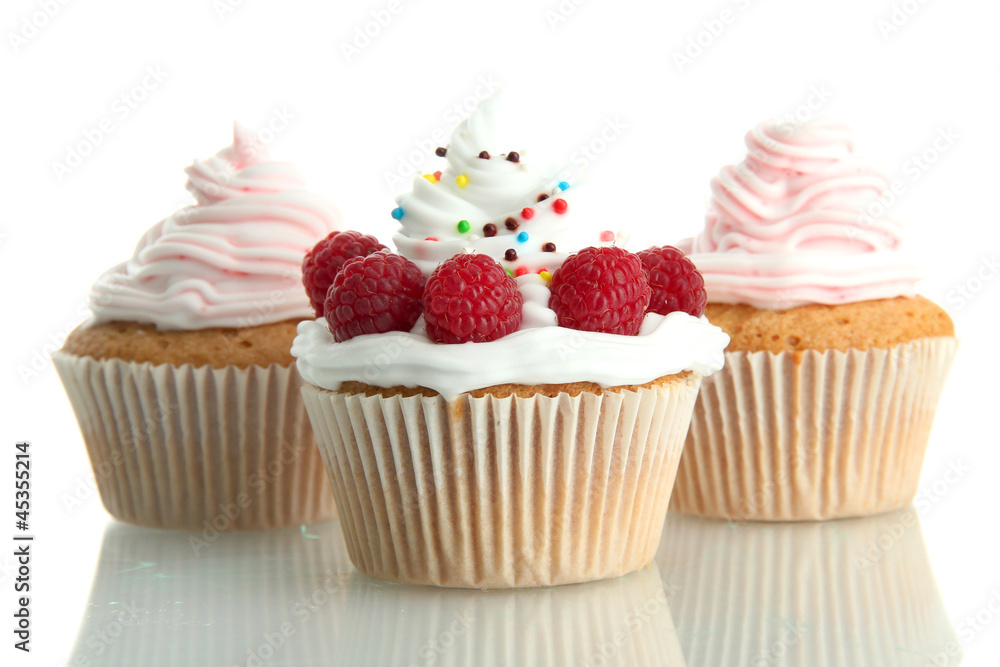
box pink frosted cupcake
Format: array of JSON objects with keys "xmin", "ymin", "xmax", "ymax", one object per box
[
  {"xmin": 54, "ymin": 125, "xmax": 342, "ymax": 530},
  {"xmin": 671, "ymin": 118, "xmax": 957, "ymax": 521}
]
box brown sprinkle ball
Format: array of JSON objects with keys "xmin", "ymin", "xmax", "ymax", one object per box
[
  {"xmin": 435, "ymin": 147, "xmax": 447, "ymax": 157},
  {"xmin": 483, "ymin": 223, "xmax": 497, "ymax": 237},
  {"xmin": 505, "ymin": 217, "xmax": 519, "ymax": 231},
  {"xmin": 506, "ymin": 152, "xmax": 519, "ymax": 163},
  {"xmin": 504, "ymin": 249, "xmax": 518, "ymax": 261},
  {"xmin": 542, "ymin": 242, "xmax": 556, "ymax": 252},
  {"xmin": 537, "ymin": 193, "xmax": 549, "ymax": 202},
  {"xmin": 478, "ymin": 151, "xmax": 490, "ymax": 159}
]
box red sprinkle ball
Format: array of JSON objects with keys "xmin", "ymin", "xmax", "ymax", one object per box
[
  {"xmin": 548, "ymin": 246, "xmax": 650, "ymax": 336},
  {"xmin": 423, "ymin": 253, "xmax": 523, "ymax": 344},
  {"xmin": 521, "ymin": 207, "xmax": 535, "ymax": 220},
  {"xmin": 324, "ymin": 253, "xmax": 425, "ymax": 342},
  {"xmin": 599, "ymin": 230, "xmax": 615, "ymax": 243},
  {"xmin": 302, "ymin": 230, "xmax": 388, "ymax": 318},
  {"xmin": 552, "ymin": 198, "xmax": 568, "ymax": 214},
  {"xmin": 636, "ymin": 245, "xmax": 707, "ymax": 317}
]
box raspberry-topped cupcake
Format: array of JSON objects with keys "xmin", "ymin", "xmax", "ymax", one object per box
[
  {"xmin": 293, "ymin": 96, "xmax": 729, "ymax": 588},
  {"xmin": 54, "ymin": 124, "xmax": 341, "ymax": 530},
  {"xmin": 671, "ymin": 118, "xmax": 958, "ymax": 521}
]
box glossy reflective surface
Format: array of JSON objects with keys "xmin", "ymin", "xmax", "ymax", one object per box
[{"xmin": 68, "ymin": 508, "xmax": 959, "ymax": 666}]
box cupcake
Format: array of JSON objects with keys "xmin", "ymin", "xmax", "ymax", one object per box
[
  {"xmin": 294, "ymin": 95, "xmax": 729, "ymax": 588},
  {"xmin": 54, "ymin": 124, "xmax": 341, "ymax": 530},
  {"xmin": 671, "ymin": 118, "xmax": 958, "ymax": 521}
]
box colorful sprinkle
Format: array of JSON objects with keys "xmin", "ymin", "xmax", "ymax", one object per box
[
  {"xmin": 478, "ymin": 150, "xmax": 490, "ymax": 159},
  {"xmin": 539, "ymin": 270, "xmax": 553, "ymax": 282},
  {"xmin": 483, "ymin": 223, "xmax": 497, "ymax": 237},
  {"xmin": 542, "ymin": 242, "xmax": 556, "ymax": 252},
  {"xmin": 505, "ymin": 268, "xmax": 516, "ymax": 277},
  {"xmin": 435, "ymin": 147, "xmax": 447, "ymax": 157},
  {"xmin": 504, "ymin": 248, "xmax": 518, "ymax": 261},
  {"xmin": 600, "ymin": 230, "xmax": 615, "ymax": 242},
  {"xmin": 552, "ymin": 198, "xmax": 568, "ymax": 214},
  {"xmin": 505, "ymin": 217, "xmax": 519, "ymax": 231},
  {"xmin": 517, "ymin": 231, "xmax": 529, "ymax": 243},
  {"xmin": 456, "ymin": 174, "xmax": 469, "ymax": 188},
  {"xmin": 506, "ymin": 151, "xmax": 520, "ymax": 163},
  {"xmin": 521, "ymin": 207, "xmax": 535, "ymax": 220},
  {"xmin": 515, "ymin": 266, "xmax": 530, "ymax": 276},
  {"xmin": 423, "ymin": 173, "xmax": 437, "ymax": 183},
  {"xmin": 391, "ymin": 207, "xmax": 405, "ymax": 220},
  {"xmin": 433, "ymin": 171, "xmax": 442, "ymax": 180},
  {"xmin": 557, "ymin": 181, "xmax": 570, "ymax": 191},
  {"xmin": 426, "ymin": 237, "xmax": 438, "ymax": 241},
  {"xmin": 457, "ymin": 220, "xmax": 470, "ymax": 233},
  {"xmin": 537, "ymin": 193, "xmax": 549, "ymax": 202}
]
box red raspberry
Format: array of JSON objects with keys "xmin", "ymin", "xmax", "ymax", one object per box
[
  {"xmin": 423, "ymin": 253, "xmax": 522, "ymax": 344},
  {"xmin": 637, "ymin": 245, "xmax": 707, "ymax": 317},
  {"xmin": 303, "ymin": 231, "xmax": 388, "ymax": 317},
  {"xmin": 324, "ymin": 253, "xmax": 425, "ymax": 342},
  {"xmin": 548, "ymin": 246, "xmax": 650, "ymax": 335}
]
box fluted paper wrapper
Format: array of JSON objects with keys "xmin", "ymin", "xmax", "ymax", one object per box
[
  {"xmin": 658, "ymin": 510, "xmax": 961, "ymax": 665},
  {"xmin": 671, "ymin": 337, "xmax": 958, "ymax": 521},
  {"xmin": 302, "ymin": 375, "xmax": 702, "ymax": 588},
  {"xmin": 343, "ymin": 565, "xmax": 687, "ymax": 667},
  {"xmin": 53, "ymin": 351, "xmax": 337, "ymax": 530}
]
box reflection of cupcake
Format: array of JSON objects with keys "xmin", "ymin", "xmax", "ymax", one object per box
[
  {"xmin": 295, "ymin": 95, "xmax": 729, "ymax": 588},
  {"xmin": 672, "ymin": 119, "xmax": 958, "ymax": 521},
  {"xmin": 658, "ymin": 510, "xmax": 960, "ymax": 665},
  {"xmin": 67, "ymin": 521, "xmax": 352, "ymax": 666},
  {"xmin": 54, "ymin": 125, "xmax": 340, "ymax": 530},
  {"xmin": 344, "ymin": 566, "xmax": 686, "ymax": 667}
]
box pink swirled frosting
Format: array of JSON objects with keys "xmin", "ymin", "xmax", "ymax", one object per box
[
  {"xmin": 679, "ymin": 118, "xmax": 922, "ymax": 309},
  {"xmin": 89, "ymin": 124, "xmax": 341, "ymax": 330}
]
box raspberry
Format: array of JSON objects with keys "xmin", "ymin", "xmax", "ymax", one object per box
[
  {"xmin": 423, "ymin": 253, "xmax": 523, "ymax": 344},
  {"xmin": 324, "ymin": 253, "xmax": 425, "ymax": 342},
  {"xmin": 548, "ymin": 246, "xmax": 650, "ymax": 335},
  {"xmin": 302, "ymin": 231, "xmax": 388, "ymax": 317},
  {"xmin": 636, "ymin": 245, "xmax": 707, "ymax": 317}
]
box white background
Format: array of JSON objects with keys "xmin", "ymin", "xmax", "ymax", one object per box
[{"xmin": 2, "ymin": 0, "xmax": 998, "ymax": 664}]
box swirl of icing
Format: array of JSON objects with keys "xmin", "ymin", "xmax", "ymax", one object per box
[
  {"xmin": 681, "ymin": 118, "xmax": 922, "ymax": 309},
  {"xmin": 89, "ymin": 124, "xmax": 342, "ymax": 330},
  {"xmin": 392, "ymin": 94, "xmax": 603, "ymax": 275}
]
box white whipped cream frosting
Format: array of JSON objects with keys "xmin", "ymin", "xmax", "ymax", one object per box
[
  {"xmin": 293, "ymin": 94, "xmax": 729, "ymax": 398},
  {"xmin": 294, "ymin": 274, "xmax": 729, "ymax": 401},
  {"xmin": 89, "ymin": 124, "xmax": 342, "ymax": 330},
  {"xmin": 680, "ymin": 118, "xmax": 923, "ymax": 309}
]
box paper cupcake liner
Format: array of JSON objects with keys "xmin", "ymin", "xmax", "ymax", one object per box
[
  {"xmin": 53, "ymin": 351, "xmax": 337, "ymax": 530},
  {"xmin": 302, "ymin": 375, "xmax": 702, "ymax": 588},
  {"xmin": 670, "ymin": 337, "xmax": 958, "ymax": 521},
  {"xmin": 67, "ymin": 521, "xmax": 353, "ymax": 666},
  {"xmin": 342, "ymin": 564, "xmax": 687, "ymax": 667},
  {"xmin": 657, "ymin": 510, "xmax": 961, "ymax": 665}
]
